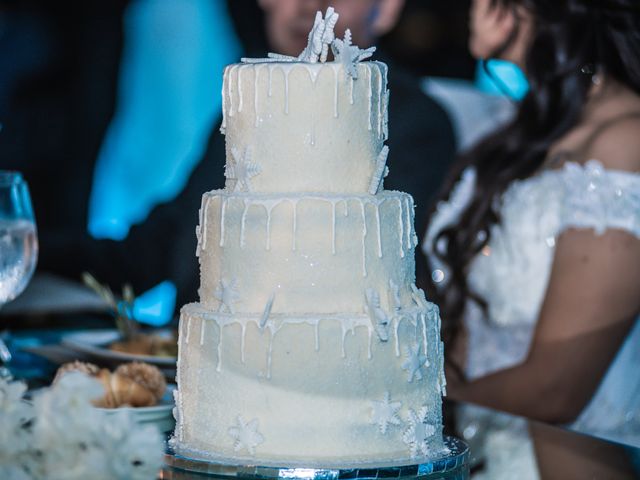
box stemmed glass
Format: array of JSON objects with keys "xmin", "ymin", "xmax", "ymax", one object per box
[{"xmin": 0, "ymin": 171, "xmax": 38, "ymax": 376}]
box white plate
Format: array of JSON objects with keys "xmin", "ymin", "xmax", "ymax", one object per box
[
  {"xmin": 99, "ymin": 385, "xmax": 176, "ymax": 433},
  {"xmin": 61, "ymin": 329, "xmax": 176, "ymax": 367}
]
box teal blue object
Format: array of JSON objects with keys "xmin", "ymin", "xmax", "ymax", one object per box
[
  {"xmin": 89, "ymin": 0, "xmax": 241, "ymax": 240},
  {"xmin": 132, "ymin": 281, "xmax": 177, "ymax": 326},
  {"xmin": 475, "ymin": 59, "xmax": 529, "ymax": 100}
]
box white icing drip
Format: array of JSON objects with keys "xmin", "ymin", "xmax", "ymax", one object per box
[
  {"xmin": 284, "ymin": 67, "xmax": 291, "ymax": 114},
  {"xmin": 268, "ymin": 64, "xmax": 273, "ymax": 97},
  {"xmin": 201, "ymin": 194, "xmax": 210, "ymax": 252},
  {"xmin": 404, "ymin": 197, "xmax": 412, "ymax": 250},
  {"xmin": 228, "ymin": 65, "xmax": 235, "ymax": 117},
  {"xmin": 360, "ymin": 200, "xmax": 368, "ymax": 277},
  {"xmin": 394, "ymin": 316, "xmax": 402, "ymax": 357},
  {"xmin": 292, "ymin": 199, "xmax": 298, "ymax": 251},
  {"xmin": 254, "ymin": 65, "xmax": 261, "ymax": 127},
  {"xmin": 266, "ymin": 326, "xmax": 275, "ymax": 379},
  {"xmin": 377, "ymin": 67, "xmax": 383, "ymax": 138},
  {"xmin": 186, "ymin": 308, "xmax": 420, "ymax": 378},
  {"xmin": 216, "ymin": 321, "xmax": 223, "ymax": 372},
  {"xmin": 241, "ymin": 322, "xmax": 247, "ymax": 364},
  {"xmin": 237, "ymin": 66, "xmax": 244, "ymax": 113},
  {"xmin": 333, "ymin": 64, "xmax": 339, "ymax": 118},
  {"xmin": 343, "ymin": 199, "xmax": 349, "ymax": 216},
  {"xmin": 259, "ymin": 200, "xmax": 281, "ymax": 251},
  {"xmin": 375, "ymin": 201, "xmax": 383, "ymax": 258},
  {"xmin": 397, "ymin": 197, "xmax": 405, "ymax": 258},
  {"xmin": 200, "ymin": 320, "xmax": 206, "ymax": 346},
  {"xmin": 240, "ymin": 200, "xmax": 250, "ymax": 249},
  {"xmin": 349, "ymin": 76, "xmax": 355, "ymax": 105},
  {"xmin": 300, "ymin": 63, "xmax": 320, "ymax": 85},
  {"xmin": 367, "ymin": 68, "xmax": 373, "ymax": 131},
  {"xmin": 421, "ymin": 313, "xmax": 428, "ymax": 363},
  {"xmin": 185, "ymin": 316, "xmax": 192, "ymax": 344},
  {"xmin": 331, "ymin": 200, "xmax": 337, "ymax": 255},
  {"xmin": 221, "ymin": 69, "xmax": 227, "ymax": 132},
  {"xmin": 219, "ymin": 198, "xmax": 227, "ymax": 247}
]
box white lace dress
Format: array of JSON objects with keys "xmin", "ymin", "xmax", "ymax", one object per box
[{"xmin": 424, "ymin": 160, "xmax": 640, "ymax": 449}]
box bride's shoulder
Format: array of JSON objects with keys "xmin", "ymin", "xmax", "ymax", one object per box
[{"xmin": 582, "ymin": 114, "xmax": 640, "ymax": 174}]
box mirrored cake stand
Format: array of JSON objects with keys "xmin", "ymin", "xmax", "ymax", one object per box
[{"xmin": 163, "ymin": 436, "xmax": 469, "ymax": 480}]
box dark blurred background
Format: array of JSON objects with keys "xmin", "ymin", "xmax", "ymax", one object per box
[{"xmin": 0, "ymin": 0, "xmax": 488, "ymax": 323}]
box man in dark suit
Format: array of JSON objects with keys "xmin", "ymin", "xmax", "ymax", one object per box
[{"xmin": 39, "ymin": 0, "xmax": 455, "ymax": 308}]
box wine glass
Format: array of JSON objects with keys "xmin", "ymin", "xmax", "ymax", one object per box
[{"xmin": 0, "ymin": 171, "xmax": 38, "ymax": 377}]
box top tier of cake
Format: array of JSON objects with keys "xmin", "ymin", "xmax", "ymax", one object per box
[{"xmin": 221, "ymin": 61, "xmax": 388, "ymax": 194}]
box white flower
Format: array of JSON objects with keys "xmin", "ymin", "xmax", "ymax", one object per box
[{"xmin": 0, "ymin": 373, "xmax": 163, "ymax": 480}]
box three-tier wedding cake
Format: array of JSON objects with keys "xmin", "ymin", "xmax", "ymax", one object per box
[{"xmin": 171, "ymin": 8, "xmax": 446, "ymax": 465}]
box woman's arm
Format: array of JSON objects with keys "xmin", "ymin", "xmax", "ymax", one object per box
[{"xmin": 447, "ymin": 227, "xmax": 640, "ymax": 423}]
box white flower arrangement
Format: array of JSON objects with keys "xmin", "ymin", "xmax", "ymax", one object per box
[{"xmin": 0, "ymin": 372, "xmax": 164, "ymax": 480}]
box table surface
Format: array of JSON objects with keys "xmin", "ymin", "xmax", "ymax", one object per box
[{"xmin": 4, "ymin": 303, "xmax": 640, "ymax": 479}]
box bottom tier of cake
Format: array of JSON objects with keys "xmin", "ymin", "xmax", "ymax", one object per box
[{"xmin": 171, "ymin": 298, "xmax": 446, "ymax": 464}]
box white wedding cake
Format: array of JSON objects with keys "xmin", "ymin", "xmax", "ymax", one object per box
[{"xmin": 171, "ymin": 8, "xmax": 446, "ymax": 465}]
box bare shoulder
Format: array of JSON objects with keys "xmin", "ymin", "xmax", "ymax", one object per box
[{"xmin": 585, "ymin": 114, "xmax": 640, "ymax": 173}]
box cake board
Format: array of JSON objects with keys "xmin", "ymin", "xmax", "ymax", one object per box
[{"xmin": 163, "ymin": 436, "xmax": 469, "ymax": 479}]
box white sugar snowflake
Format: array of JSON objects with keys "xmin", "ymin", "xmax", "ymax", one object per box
[
  {"xmin": 370, "ymin": 392, "xmax": 402, "ymax": 434},
  {"xmin": 402, "ymin": 344, "xmax": 428, "ymax": 383},
  {"xmin": 214, "ymin": 278, "xmax": 240, "ymax": 313},
  {"xmin": 368, "ymin": 146, "xmax": 390, "ymax": 195},
  {"xmin": 331, "ymin": 29, "xmax": 376, "ymax": 79},
  {"xmin": 365, "ymin": 288, "xmax": 390, "ymax": 342},
  {"xmin": 299, "ymin": 7, "xmax": 339, "ymax": 63},
  {"xmin": 228, "ymin": 416, "xmax": 264, "ymax": 456},
  {"xmin": 403, "ymin": 407, "xmax": 436, "ymax": 458},
  {"xmin": 227, "ymin": 146, "xmax": 262, "ymax": 192}
]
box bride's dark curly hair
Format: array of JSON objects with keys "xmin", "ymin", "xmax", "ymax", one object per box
[{"xmin": 426, "ymin": 0, "xmax": 640, "ymax": 353}]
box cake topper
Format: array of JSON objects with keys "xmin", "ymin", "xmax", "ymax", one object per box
[
  {"xmin": 242, "ymin": 7, "xmax": 339, "ymax": 64},
  {"xmin": 241, "ymin": 7, "xmax": 376, "ymax": 78}
]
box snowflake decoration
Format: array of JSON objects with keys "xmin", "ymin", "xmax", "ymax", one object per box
[
  {"xmin": 382, "ymin": 90, "xmax": 390, "ymax": 140},
  {"xmin": 370, "ymin": 392, "xmax": 402, "ymax": 434},
  {"xmin": 402, "ymin": 344, "xmax": 428, "ymax": 383},
  {"xmin": 227, "ymin": 146, "xmax": 262, "ymax": 192},
  {"xmin": 365, "ymin": 288, "xmax": 390, "ymax": 342},
  {"xmin": 228, "ymin": 416, "xmax": 264, "ymax": 456},
  {"xmin": 299, "ymin": 7, "xmax": 339, "ymax": 63},
  {"xmin": 368, "ymin": 146, "xmax": 390, "ymax": 195},
  {"xmin": 331, "ymin": 29, "xmax": 376, "ymax": 79},
  {"xmin": 215, "ymin": 278, "xmax": 241, "ymax": 313},
  {"xmin": 403, "ymin": 407, "xmax": 436, "ymax": 458}
]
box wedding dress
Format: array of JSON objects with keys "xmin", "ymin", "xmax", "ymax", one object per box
[{"xmin": 424, "ymin": 160, "xmax": 640, "ymax": 453}]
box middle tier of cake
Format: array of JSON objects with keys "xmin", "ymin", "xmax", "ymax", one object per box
[{"xmin": 196, "ymin": 190, "xmax": 420, "ymax": 314}]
